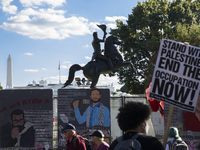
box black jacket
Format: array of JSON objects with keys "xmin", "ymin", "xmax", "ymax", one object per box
[{"xmin": 109, "ymin": 132, "xmax": 164, "ymax": 150}]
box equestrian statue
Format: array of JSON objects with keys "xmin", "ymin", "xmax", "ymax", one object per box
[{"xmin": 63, "ymin": 24, "xmax": 136, "ymax": 88}]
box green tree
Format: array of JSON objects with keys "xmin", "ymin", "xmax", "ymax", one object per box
[{"xmin": 111, "ymin": 0, "xmax": 200, "ymax": 94}]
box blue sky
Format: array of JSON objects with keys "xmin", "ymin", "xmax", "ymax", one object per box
[{"xmin": 0, "ymin": 0, "xmax": 138, "ymax": 89}]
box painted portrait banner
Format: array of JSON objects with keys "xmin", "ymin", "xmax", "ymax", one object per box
[
  {"xmin": 149, "ymin": 39, "xmax": 200, "ymax": 112},
  {"xmin": 0, "ymin": 89, "xmax": 53, "ymax": 150},
  {"xmin": 57, "ymin": 88, "xmax": 111, "ymax": 150}
]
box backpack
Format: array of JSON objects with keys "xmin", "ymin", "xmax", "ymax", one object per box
[
  {"xmin": 73, "ymin": 135, "xmax": 94, "ymax": 150},
  {"xmin": 114, "ymin": 133, "xmax": 142, "ymax": 150},
  {"xmin": 171, "ymin": 140, "xmax": 188, "ymax": 150}
]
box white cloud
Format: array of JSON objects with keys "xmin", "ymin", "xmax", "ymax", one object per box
[
  {"xmin": 61, "ymin": 63, "xmax": 85, "ymax": 69},
  {"xmin": 24, "ymin": 52, "xmax": 33, "ymax": 56},
  {"xmin": 88, "ymin": 22, "xmax": 102, "ymax": 32},
  {"xmin": 45, "ymin": 75, "xmax": 67, "ymax": 83},
  {"xmin": 45, "ymin": 76, "xmax": 59, "ymax": 80},
  {"xmin": 1, "ymin": 0, "xmax": 13, "ymax": 6},
  {"xmin": 24, "ymin": 69, "xmax": 39, "ymax": 72},
  {"xmin": 0, "ymin": 1, "xmax": 126, "ymax": 40},
  {"xmin": 98, "ymin": 75, "xmax": 122, "ymax": 90},
  {"xmin": 83, "ymin": 44, "xmax": 91, "ymax": 48},
  {"xmin": 63, "ymin": 61, "xmax": 71, "ymax": 64},
  {"xmin": 41, "ymin": 68, "xmax": 46, "ymax": 71},
  {"xmin": 19, "ymin": 0, "xmax": 66, "ymax": 8},
  {"xmin": 107, "ymin": 23, "xmax": 117, "ymax": 30},
  {"xmin": 85, "ymin": 56, "xmax": 91, "ymax": 60},
  {"xmin": 61, "ymin": 64, "xmax": 71, "ymax": 69},
  {"xmin": 79, "ymin": 63, "xmax": 85, "ymax": 67},
  {"xmin": 2, "ymin": 5, "xmax": 17, "ymax": 14},
  {"xmin": 1, "ymin": 0, "xmax": 18, "ymax": 14},
  {"xmin": 1, "ymin": 7, "xmax": 92, "ymax": 39},
  {"xmin": 105, "ymin": 16, "xmax": 127, "ymax": 22},
  {"xmin": 88, "ymin": 22, "xmax": 100, "ymax": 29}
]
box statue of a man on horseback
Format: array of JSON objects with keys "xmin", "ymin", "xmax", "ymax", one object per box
[
  {"xmin": 63, "ymin": 24, "xmax": 136, "ymax": 88},
  {"xmin": 91, "ymin": 24, "xmax": 118, "ymax": 73}
]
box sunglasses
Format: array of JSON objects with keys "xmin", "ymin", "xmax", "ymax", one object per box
[
  {"xmin": 63, "ymin": 130, "xmax": 71, "ymax": 134},
  {"xmin": 12, "ymin": 119, "xmax": 24, "ymax": 124}
]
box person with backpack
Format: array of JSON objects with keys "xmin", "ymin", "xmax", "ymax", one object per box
[
  {"xmin": 109, "ymin": 101, "xmax": 164, "ymax": 150},
  {"xmin": 62, "ymin": 123, "xmax": 86, "ymax": 150},
  {"xmin": 165, "ymin": 127, "xmax": 188, "ymax": 150},
  {"xmin": 90, "ymin": 130, "xmax": 109, "ymax": 150}
]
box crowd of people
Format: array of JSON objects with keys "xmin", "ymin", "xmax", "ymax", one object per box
[{"xmin": 62, "ymin": 101, "xmax": 193, "ymax": 150}]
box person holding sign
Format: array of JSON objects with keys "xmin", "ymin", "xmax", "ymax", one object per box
[
  {"xmin": 1, "ymin": 109, "xmax": 35, "ymax": 147},
  {"xmin": 73, "ymin": 89, "xmax": 110, "ymax": 127}
]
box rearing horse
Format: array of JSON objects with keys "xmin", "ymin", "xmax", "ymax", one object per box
[{"xmin": 63, "ymin": 35, "xmax": 136, "ymax": 88}]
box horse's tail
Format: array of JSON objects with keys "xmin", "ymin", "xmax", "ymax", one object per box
[{"xmin": 63, "ymin": 64, "xmax": 83, "ymax": 87}]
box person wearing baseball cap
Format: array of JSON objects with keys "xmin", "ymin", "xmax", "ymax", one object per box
[
  {"xmin": 165, "ymin": 127, "xmax": 188, "ymax": 150},
  {"xmin": 90, "ymin": 130, "xmax": 109, "ymax": 150},
  {"xmin": 168, "ymin": 127, "xmax": 182, "ymax": 141},
  {"xmin": 62, "ymin": 123, "xmax": 86, "ymax": 150}
]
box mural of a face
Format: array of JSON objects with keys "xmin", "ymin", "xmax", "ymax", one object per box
[
  {"xmin": 10, "ymin": 114, "xmax": 25, "ymax": 132},
  {"xmin": 90, "ymin": 90, "xmax": 101, "ymax": 103}
]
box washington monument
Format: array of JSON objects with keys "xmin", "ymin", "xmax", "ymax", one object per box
[{"xmin": 6, "ymin": 54, "xmax": 12, "ymax": 88}]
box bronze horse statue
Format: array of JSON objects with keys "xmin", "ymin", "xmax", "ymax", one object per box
[{"xmin": 63, "ymin": 35, "xmax": 136, "ymax": 88}]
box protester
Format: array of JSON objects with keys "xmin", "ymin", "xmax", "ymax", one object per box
[
  {"xmin": 109, "ymin": 101, "xmax": 164, "ymax": 150},
  {"xmin": 165, "ymin": 127, "xmax": 188, "ymax": 150},
  {"xmin": 90, "ymin": 130, "xmax": 109, "ymax": 150},
  {"xmin": 62, "ymin": 123, "xmax": 86, "ymax": 150}
]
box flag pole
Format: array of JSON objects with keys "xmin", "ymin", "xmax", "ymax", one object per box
[
  {"xmin": 163, "ymin": 105, "xmax": 174, "ymax": 148},
  {"xmin": 58, "ymin": 61, "xmax": 61, "ymax": 83}
]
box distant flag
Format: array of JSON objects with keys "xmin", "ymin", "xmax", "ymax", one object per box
[{"xmin": 58, "ymin": 61, "xmax": 61, "ymax": 83}]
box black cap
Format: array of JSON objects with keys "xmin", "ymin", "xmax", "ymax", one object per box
[
  {"xmin": 90, "ymin": 130, "xmax": 104, "ymax": 138},
  {"xmin": 62, "ymin": 123, "xmax": 76, "ymax": 131}
]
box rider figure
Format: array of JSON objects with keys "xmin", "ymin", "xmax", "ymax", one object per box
[{"xmin": 91, "ymin": 31, "xmax": 118, "ymax": 73}]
